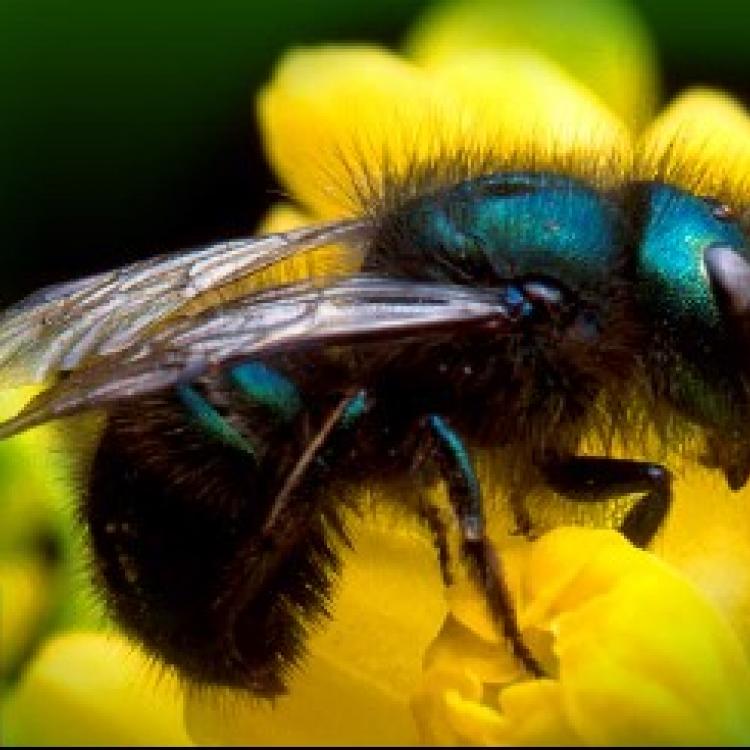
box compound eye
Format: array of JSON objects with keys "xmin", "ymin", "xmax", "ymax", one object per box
[
  {"xmin": 704, "ymin": 244, "xmax": 750, "ymax": 319},
  {"xmin": 702, "ymin": 197, "xmax": 736, "ymax": 222}
]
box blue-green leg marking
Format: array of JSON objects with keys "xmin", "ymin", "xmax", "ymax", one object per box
[
  {"xmin": 230, "ymin": 362, "xmax": 302, "ymax": 422},
  {"xmin": 428, "ymin": 415, "xmax": 483, "ymax": 540},
  {"xmin": 177, "ymin": 385, "xmax": 255, "ymax": 456},
  {"xmin": 179, "ymin": 363, "xmax": 304, "ymax": 458}
]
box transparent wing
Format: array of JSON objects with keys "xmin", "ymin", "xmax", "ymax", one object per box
[
  {"xmin": 0, "ymin": 218, "xmax": 368, "ymax": 384},
  {"xmin": 0, "ymin": 275, "xmax": 517, "ymax": 438}
]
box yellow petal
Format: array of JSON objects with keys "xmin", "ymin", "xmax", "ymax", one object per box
[
  {"xmin": 185, "ymin": 506, "xmax": 446, "ymax": 746},
  {"xmin": 415, "ymin": 527, "xmax": 750, "ymax": 746},
  {"xmin": 258, "ymin": 44, "xmax": 634, "ymax": 224},
  {"xmin": 412, "ymin": 666, "xmax": 486, "ymax": 745},
  {"xmin": 425, "ymin": 51, "xmax": 632, "ymax": 187},
  {"xmin": 2, "ymin": 632, "xmax": 191, "ymax": 746},
  {"xmin": 494, "ymin": 680, "xmax": 580, "ymax": 745},
  {"xmin": 636, "ymin": 88, "xmax": 750, "ymax": 206},
  {"xmin": 553, "ymin": 542, "xmax": 750, "ymax": 745},
  {"xmin": 406, "ymin": 0, "xmax": 659, "ymax": 131},
  {"xmin": 656, "ymin": 462, "xmax": 750, "ymax": 652},
  {"xmin": 0, "ymin": 386, "xmax": 87, "ymax": 678},
  {"xmin": 258, "ymin": 46, "xmax": 473, "ymax": 220},
  {"xmin": 423, "ymin": 613, "xmax": 523, "ymax": 687},
  {"xmin": 0, "ymin": 387, "xmax": 69, "ymax": 542},
  {"xmin": 0, "ymin": 560, "xmax": 57, "ymax": 676}
]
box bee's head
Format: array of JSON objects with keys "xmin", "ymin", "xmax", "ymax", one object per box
[{"xmin": 636, "ymin": 182, "xmax": 750, "ymax": 488}]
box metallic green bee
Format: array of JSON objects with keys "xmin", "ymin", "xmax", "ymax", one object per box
[{"xmin": 0, "ymin": 162, "xmax": 748, "ymax": 696}]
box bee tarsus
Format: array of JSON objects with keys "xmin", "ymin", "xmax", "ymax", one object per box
[{"xmin": 542, "ymin": 456, "xmax": 673, "ymax": 549}]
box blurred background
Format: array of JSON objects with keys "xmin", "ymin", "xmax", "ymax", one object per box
[{"xmin": 2, "ymin": 0, "xmax": 750, "ymax": 304}]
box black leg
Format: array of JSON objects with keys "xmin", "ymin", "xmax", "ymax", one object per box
[
  {"xmin": 508, "ymin": 489, "xmax": 535, "ymax": 539},
  {"xmin": 418, "ymin": 501, "xmax": 453, "ymax": 586},
  {"xmin": 426, "ymin": 414, "xmax": 544, "ymax": 677},
  {"xmin": 541, "ymin": 456, "xmax": 672, "ymax": 548}
]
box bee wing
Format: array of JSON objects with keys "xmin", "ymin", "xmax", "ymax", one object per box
[
  {"xmin": 0, "ymin": 275, "xmax": 516, "ymax": 438},
  {"xmin": 0, "ymin": 218, "xmax": 368, "ymax": 385}
]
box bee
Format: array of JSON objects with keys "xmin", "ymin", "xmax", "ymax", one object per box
[{"xmin": 1, "ymin": 149, "xmax": 749, "ymax": 698}]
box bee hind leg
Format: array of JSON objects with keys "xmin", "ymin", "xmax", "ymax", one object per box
[
  {"xmin": 214, "ymin": 389, "xmax": 369, "ymax": 695},
  {"xmin": 425, "ymin": 414, "xmax": 544, "ymax": 677},
  {"xmin": 540, "ymin": 455, "xmax": 672, "ymax": 548}
]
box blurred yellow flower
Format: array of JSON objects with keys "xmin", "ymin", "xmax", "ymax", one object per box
[
  {"xmin": 2, "ymin": 632, "xmax": 190, "ymax": 746},
  {"xmin": 0, "ymin": 386, "xmax": 84, "ymax": 683}
]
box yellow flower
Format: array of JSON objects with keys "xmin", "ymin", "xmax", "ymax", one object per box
[
  {"xmin": 2, "ymin": 632, "xmax": 190, "ymax": 746},
  {"xmin": 0, "ymin": 386, "xmax": 93, "ymax": 682},
  {"xmin": 187, "ymin": 0, "xmax": 750, "ymax": 746},
  {"xmin": 414, "ymin": 527, "xmax": 750, "ymax": 745}
]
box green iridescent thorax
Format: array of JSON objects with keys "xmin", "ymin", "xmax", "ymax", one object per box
[
  {"xmin": 636, "ymin": 182, "xmax": 750, "ymax": 430},
  {"xmin": 380, "ymin": 172, "xmax": 624, "ymax": 298}
]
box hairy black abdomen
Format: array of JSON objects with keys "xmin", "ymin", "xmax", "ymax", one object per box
[{"xmin": 84, "ymin": 394, "xmax": 340, "ymax": 696}]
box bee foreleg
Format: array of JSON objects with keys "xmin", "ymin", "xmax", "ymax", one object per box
[
  {"xmin": 508, "ymin": 489, "xmax": 535, "ymax": 539},
  {"xmin": 541, "ymin": 456, "xmax": 673, "ymax": 548},
  {"xmin": 700, "ymin": 432, "xmax": 750, "ymax": 491},
  {"xmin": 426, "ymin": 414, "xmax": 544, "ymax": 677}
]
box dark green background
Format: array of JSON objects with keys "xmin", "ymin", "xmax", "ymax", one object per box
[{"xmin": 2, "ymin": 0, "xmax": 749, "ymax": 302}]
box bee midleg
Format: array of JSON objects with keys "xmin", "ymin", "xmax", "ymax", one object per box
[
  {"xmin": 540, "ymin": 456, "xmax": 673, "ymax": 548},
  {"xmin": 417, "ymin": 501, "xmax": 453, "ymax": 586},
  {"xmin": 425, "ymin": 415, "xmax": 544, "ymax": 677}
]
